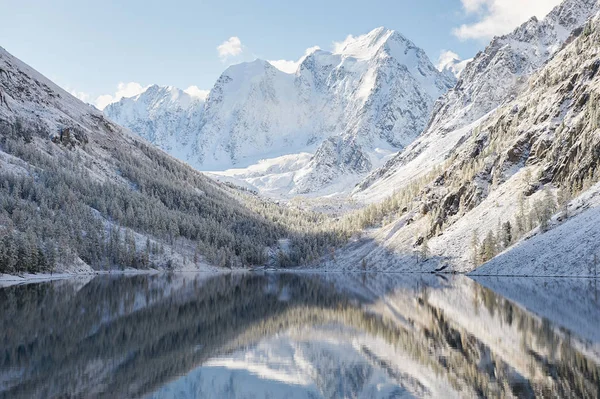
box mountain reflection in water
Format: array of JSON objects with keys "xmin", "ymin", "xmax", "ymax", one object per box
[{"xmin": 0, "ymin": 273, "xmax": 598, "ymax": 398}]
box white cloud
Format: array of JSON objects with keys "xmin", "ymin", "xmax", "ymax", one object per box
[
  {"xmin": 436, "ymin": 50, "xmax": 461, "ymax": 71},
  {"xmin": 332, "ymin": 35, "xmax": 355, "ymax": 54},
  {"xmin": 267, "ymin": 59, "xmax": 299, "ymax": 74},
  {"xmin": 114, "ymin": 82, "xmax": 146, "ymax": 100},
  {"xmin": 184, "ymin": 85, "xmax": 209, "ymax": 100},
  {"xmin": 69, "ymin": 89, "xmax": 91, "ymax": 103},
  {"xmin": 461, "ymin": 0, "xmax": 489, "ymax": 13},
  {"xmin": 217, "ymin": 36, "xmax": 243, "ymax": 60},
  {"xmin": 94, "ymin": 82, "xmax": 148, "ymax": 110},
  {"xmin": 436, "ymin": 50, "xmax": 472, "ymax": 78},
  {"xmin": 268, "ymin": 46, "xmax": 321, "ymax": 74},
  {"xmin": 95, "ymin": 95, "xmax": 116, "ymax": 110},
  {"xmin": 305, "ymin": 46, "xmax": 321, "ymax": 55},
  {"xmin": 453, "ymin": 0, "xmax": 562, "ymax": 40}
]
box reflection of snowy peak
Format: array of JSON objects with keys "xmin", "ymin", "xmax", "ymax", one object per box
[
  {"xmin": 150, "ymin": 325, "xmax": 452, "ymax": 399},
  {"xmin": 105, "ymin": 27, "xmax": 454, "ymax": 195}
]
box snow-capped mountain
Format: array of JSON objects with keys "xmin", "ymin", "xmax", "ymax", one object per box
[
  {"xmin": 0, "ymin": 44, "xmax": 324, "ymax": 274},
  {"xmin": 430, "ymin": 0, "xmax": 600, "ymax": 134},
  {"xmin": 104, "ymin": 85, "xmax": 205, "ymax": 161},
  {"xmin": 436, "ymin": 53, "xmax": 471, "ymax": 79},
  {"xmin": 356, "ymin": 0, "xmax": 600, "ymax": 200},
  {"xmin": 105, "ymin": 27, "xmax": 455, "ymax": 196},
  {"xmin": 334, "ymin": 6, "xmax": 600, "ymax": 276}
]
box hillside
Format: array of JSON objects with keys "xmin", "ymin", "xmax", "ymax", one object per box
[
  {"xmin": 3, "ymin": 0, "xmax": 600, "ymax": 278},
  {"xmin": 0, "ymin": 45, "xmax": 346, "ymax": 275},
  {"xmin": 355, "ymin": 0, "xmax": 599, "ymax": 202},
  {"xmin": 318, "ymin": 6, "xmax": 600, "ymax": 276}
]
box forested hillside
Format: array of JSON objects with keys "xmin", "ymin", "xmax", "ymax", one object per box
[
  {"xmin": 317, "ymin": 10, "xmax": 600, "ymax": 275},
  {"xmin": 0, "ymin": 46, "xmax": 347, "ymax": 275}
]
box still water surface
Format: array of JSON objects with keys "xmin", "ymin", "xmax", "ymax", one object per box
[{"xmin": 0, "ymin": 272, "xmax": 599, "ymax": 398}]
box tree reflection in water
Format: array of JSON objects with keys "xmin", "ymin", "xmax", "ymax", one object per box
[{"xmin": 0, "ymin": 273, "xmax": 598, "ymax": 398}]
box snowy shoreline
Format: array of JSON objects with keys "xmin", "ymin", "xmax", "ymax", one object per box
[
  {"xmin": 0, "ymin": 267, "xmax": 262, "ymax": 287},
  {"xmin": 2, "ymin": 267, "xmax": 598, "ymax": 289},
  {"xmin": 0, "ymin": 269, "xmax": 161, "ymax": 288}
]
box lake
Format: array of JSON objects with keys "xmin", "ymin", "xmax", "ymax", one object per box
[{"xmin": 0, "ymin": 272, "xmax": 599, "ymax": 398}]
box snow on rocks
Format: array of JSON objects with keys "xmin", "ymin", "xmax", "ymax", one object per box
[
  {"xmin": 355, "ymin": 0, "xmax": 600, "ymax": 201},
  {"xmin": 105, "ymin": 27, "xmax": 455, "ymax": 197}
]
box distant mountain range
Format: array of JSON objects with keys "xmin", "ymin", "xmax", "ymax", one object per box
[{"xmin": 105, "ymin": 27, "xmax": 455, "ymax": 196}]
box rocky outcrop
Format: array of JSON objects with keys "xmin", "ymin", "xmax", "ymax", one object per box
[
  {"xmin": 355, "ymin": 0, "xmax": 600, "ymax": 198},
  {"xmin": 293, "ymin": 137, "xmax": 371, "ymax": 194}
]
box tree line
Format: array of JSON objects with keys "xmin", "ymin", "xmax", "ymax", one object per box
[{"xmin": 0, "ymin": 118, "xmax": 349, "ymax": 274}]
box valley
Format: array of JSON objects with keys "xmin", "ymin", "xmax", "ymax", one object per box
[
  {"xmin": 2, "ymin": 0, "xmax": 600, "ymax": 279},
  {"xmin": 3, "ymin": 2, "xmax": 600, "ymax": 397}
]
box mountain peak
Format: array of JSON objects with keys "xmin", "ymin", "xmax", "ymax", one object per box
[
  {"xmin": 333, "ymin": 27, "xmax": 412, "ymax": 60},
  {"xmin": 220, "ymin": 58, "xmax": 281, "ymax": 81},
  {"xmin": 117, "ymin": 84, "xmax": 182, "ymax": 105},
  {"xmin": 105, "ymin": 26, "xmax": 454, "ymax": 194},
  {"xmin": 142, "ymin": 84, "xmax": 163, "ymax": 96}
]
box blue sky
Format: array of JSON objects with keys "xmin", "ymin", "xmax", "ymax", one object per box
[{"xmin": 0, "ymin": 0, "xmax": 562, "ymax": 108}]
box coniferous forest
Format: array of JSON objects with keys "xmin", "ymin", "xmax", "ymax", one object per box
[{"xmin": 0, "ymin": 118, "xmax": 349, "ymax": 274}]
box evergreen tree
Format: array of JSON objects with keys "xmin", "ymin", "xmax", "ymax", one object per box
[
  {"xmin": 557, "ymin": 186, "xmax": 570, "ymax": 218},
  {"xmin": 482, "ymin": 230, "xmax": 497, "ymax": 262},
  {"xmin": 471, "ymin": 230, "xmax": 480, "ymax": 266},
  {"xmin": 501, "ymin": 221, "xmax": 512, "ymax": 249},
  {"xmin": 538, "ymin": 186, "xmax": 556, "ymax": 232},
  {"xmin": 420, "ymin": 235, "xmax": 430, "ymax": 262},
  {"xmin": 516, "ymin": 194, "xmax": 527, "ymax": 236}
]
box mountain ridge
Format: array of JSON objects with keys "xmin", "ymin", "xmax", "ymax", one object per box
[
  {"xmin": 355, "ymin": 0, "xmax": 600, "ymax": 200},
  {"xmin": 327, "ymin": 7, "xmax": 600, "ymax": 276},
  {"xmin": 105, "ymin": 27, "xmax": 455, "ymax": 196}
]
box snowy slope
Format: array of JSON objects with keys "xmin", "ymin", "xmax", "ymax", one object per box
[
  {"xmin": 473, "ymin": 182, "xmax": 600, "ymax": 276},
  {"xmin": 318, "ymin": 5, "xmax": 600, "ymax": 276},
  {"xmin": 0, "ymin": 45, "xmax": 110, "ymax": 138},
  {"xmin": 356, "ymin": 0, "xmax": 600, "ymax": 202},
  {"xmin": 105, "ymin": 27, "xmax": 455, "ymax": 196},
  {"xmin": 103, "ymin": 85, "xmax": 205, "ymax": 162},
  {"xmin": 432, "ymin": 0, "xmax": 599, "ymax": 133},
  {"xmin": 0, "ymin": 45, "xmax": 308, "ymax": 274}
]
